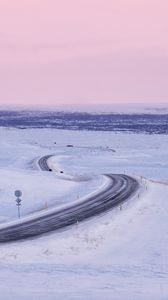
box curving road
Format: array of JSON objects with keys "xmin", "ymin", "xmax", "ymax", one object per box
[
  {"xmin": 38, "ymin": 155, "xmax": 53, "ymax": 171},
  {"xmin": 0, "ymin": 156, "xmax": 139, "ymax": 243}
]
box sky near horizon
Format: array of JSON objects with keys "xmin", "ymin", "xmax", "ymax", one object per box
[{"xmin": 0, "ymin": 0, "xmax": 168, "ymax": 107}]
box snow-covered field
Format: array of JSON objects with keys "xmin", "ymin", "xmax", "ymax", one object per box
[{"xmin": 0, "ymin": 127, "xmax": 168, "ymax": 299}]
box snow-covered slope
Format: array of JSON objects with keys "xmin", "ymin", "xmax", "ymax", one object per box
[{"xmin": 0, "ymin": 127, "xmax": 167, "ymax": 299}]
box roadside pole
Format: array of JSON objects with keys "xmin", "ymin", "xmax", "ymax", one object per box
[{"xmin": 15, "ymin": 190, "xmax": 22, "ymax": 218}]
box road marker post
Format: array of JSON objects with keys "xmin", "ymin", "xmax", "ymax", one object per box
[{"xmin": 15, "ymin": 190, "xmax": 22, "ymax": 218}]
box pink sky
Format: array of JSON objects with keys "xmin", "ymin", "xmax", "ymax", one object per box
[{"xmin": 0, "ymin": 0, "xmax": 168, "ymax": 107}]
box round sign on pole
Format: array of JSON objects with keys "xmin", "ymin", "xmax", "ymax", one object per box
[
  {"xmin": 14, "ymin": 190, "xmax": 22, "ymax": 218},
  {"xmin": 15, "ymin": 190, "xmax": 22, "ymax": 198}
]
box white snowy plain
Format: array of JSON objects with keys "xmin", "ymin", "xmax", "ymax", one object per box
[{"xmin": 0, "ymin": 127, "xmax": 168, "ymax": 300}]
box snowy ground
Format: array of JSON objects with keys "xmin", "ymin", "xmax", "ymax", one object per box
[{"xmin": 0, "ymin": 127, "xmax": 168, "ymax": 299}]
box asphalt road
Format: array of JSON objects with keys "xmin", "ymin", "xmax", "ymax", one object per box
[
  {"xmin": 38, "ymin": 155, "xmax": 53, "ymax": 171},
  {"xmin": 0, "ymin": 156, "xmax": 139, "ymax": 243}
]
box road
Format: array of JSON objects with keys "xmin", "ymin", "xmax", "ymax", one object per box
[
  {"xmin": 38, "ymin": 155, "xmax": 53, "ymax": 171},
  {"xmin": 0, "ymin": 156, "xmax": 139, "ymax": 242}
]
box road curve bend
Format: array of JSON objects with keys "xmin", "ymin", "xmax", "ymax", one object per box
[{"xmin": 0, "ymin": 156, "xmax": 139, "ymax": 243}]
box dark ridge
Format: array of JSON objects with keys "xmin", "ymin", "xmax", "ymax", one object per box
[{"xmin": 0, "ymin": 110, "xmax": 168, "ymax": 134}]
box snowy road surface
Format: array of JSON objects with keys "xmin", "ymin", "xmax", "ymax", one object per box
[
  {"xmin": 0, "ymin": 155, "xmax": 139, "ymax": 242},
  {"xmin": 38, "ymin": 155, "xmax": 53, "ymax": 171}
]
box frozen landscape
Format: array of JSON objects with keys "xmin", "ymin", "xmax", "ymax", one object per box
[
  {"xmin": 1, "ymin": 0, "xmax": 168, "ymax": 297},
  {"xmin": 0, "ymin": 121, "xmax": 168, "ymax": 299}
]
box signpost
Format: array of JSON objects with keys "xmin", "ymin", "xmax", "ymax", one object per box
[{"xmin": 15, "ymin": 190, "xmax": 22, "ymax": 218}]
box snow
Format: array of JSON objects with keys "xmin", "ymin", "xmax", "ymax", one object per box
[{"xmin": 0, "ymin": 127, "xmax": 168, "ymax": 299}]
